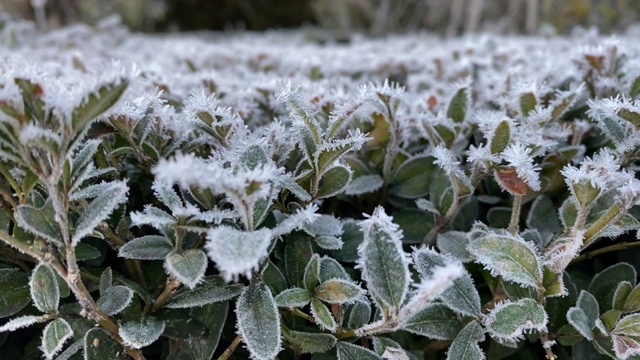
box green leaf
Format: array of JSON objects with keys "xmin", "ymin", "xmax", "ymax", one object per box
[
  {"xmin": 485, "ymin": 298, "xmax": 547, "ymax": 341},
  {"xmin": 119, "ymin": 317, "xmax": 165, "ymax": 349},
  {"xmin": 429, "ymin": 168, "xmax": 455, "ymax": 215},
  {"xmin": 467, "ymin": 233, "xmax": 542, "ymax": 289},
  {"xmin": 72, "ymin": 181, "xmax": 128, "ymax": 245},
  {"xmin": 0, "ymin": 314, "xmax": 50, "ymax": 332},
  {"xmin": 263, "ymin": 261, "xmax": 287, "ymax": 295},
  {"xmin": 600, "ymin": 309, "xmax": 622, "ymax": 332},
  {"xmin": 165, "ymin": 276, "xmax": 243, "ymax": 308},
  {"xmin": 311, "ymin": 298, "xmax": 336, "ymax": 332},
  {"xmin": 389, "ymin": 156, "xmax": 435, "ymax": 199},
  {"xmin": 83, "ymin": 328, "xmax": 127, "ymax": 360},
  {"xmin": 371, "ymin": 336, "xmax": 405, "ymax": 357},
  {"xmin": 15, "ymin": 199, "xmax": 63, "ymax": 246},
  {"xmin": 614, "ymin": 313, "xmax": 640, "ymax": 337},
  {"xmin": 588, "ymin": 263, "xmax": 637, "ymax": 311},
  {"xmin": 319, "ymin": 257, "xmax": 350, "ymax": 283},
  {"xmin": 72, "ymin": 81, "xmax": 128, "ymax": 132},
  {"xmin": 0, "ymin": 269, "xmax": 30, "ymax": 318},
  {"xmin": 631, "ymin": 76, "xmax": 640, "ymax": 98},
  {"xmin": 314, "ymin": 236, "xmax": 343, "ymax": 250},
  {"xmin": 54, "ymin": 338, "xmax": 83, "ymax": 360},
  {"xmin": 436, "ymin": 231, "xmax": 473, "ymax": 262},
  {"xmin": 275, "ymin": 288, "xmax": 312, "ymax": 308},
  {"xmin": 345, "ymin": 174, "xmax": 383, "ymax": 195},
  {"xmin": 99, "ymin": 268, "xmax": 112, "ymax": 296},
  {"xmin": 42, "ymin": 318, "xmax": 73, "ymax": 359},
  {"xmin": 336, "ymin": 341, "xmax": 380, "ymax": 360},
  {"xmin": 357, "ymin": 207, "xmax": 410, "ymax": 315},
  {"xmin": 446, "ymin": 321, "xmax": 484, "ymax": 360},
  {"xmin": 186, "ymin": 302, "xmax": 228, "ymax": 360},
  {"xmin": 577, "ymin": 290, "xmax": 600, "ymax": 328},
  {"xmin": 490, "ymin": 120, "xmax": 511, "ymax": 154},
  {"xmin": 96, "ymin": 285, "xmax": 133, "ymax": 316},
  {"xmin": 623, "ymin": 283, "xmax": 640, "ymax": 313},
  {"xmin": 165, "ymin": 249, "xmax": 208, "ymax": 289},
  {"xmin": 347, "ymin": 300, "xmax": 371, "ymax": 329},
  {"xmin": 412, "ymin": 247, "xmax": 481, "ymax": 316},
  {"xmin": 447, "ymin": 86, "xmax": 469, "ymax": 123},
  {"xmin": 285, "ymin": 233, "xmax": 313, "ymax": 288},
  {"xmin": 519, "ymin": 92, "xmax": 537, "ymax": 117},
  {"xmin": 314, "ymin": 279, "xmax": 362, "ymax": 304},
  {"xmin": 572, "ymin": 339, "xmax": 609, "ymax": 360},
  {"xmin": 526, "ymin": 195, "xmax": 561, "ymax": 244},
  {"xmin": 282, "ymin": 325, "xmax": 337, "ymax": 354},
  {"xmin": 304, "ymin": 254, "xmax": 321, "ymax": 292},
  {"xmin": 118, "ymin": 235, "xmax": 173, "ymax": 260},
  {"xmin": 329, "ymin": 221, "xmax": 363, "ymax": 263},
  {"xmin": 317, "ymin": 165, "xmax": 352, "ymax": 199},
  {"xmin": 236, "ymin": 281, "xmax": 281, "ymax": 359},
  {"xmin": 316, "ymin": 140, "xmax": 362, "ymax": 174},
  {"xmin": 567, "ymin": 307, "xmax": 594, "ymax": 340},
  {"xmin": 392, "ymin": 208, "xmax": 435, "ymax": 244},
  {"xmin": 30, "ymin": 263, "xmax": 60, "ymax": 313},
  {"xmin": 75, "ymin": 243, "xmax": 101, "ymax": 261},
  {"xmin": 239, "ymin": 144, "xmax": 268, "ymax": 170},
  {"xmin": 403, "ymin": 303, "xmax": 463, "ymax": 340}
]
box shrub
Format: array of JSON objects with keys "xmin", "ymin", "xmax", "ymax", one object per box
[{"xmin": 1, "ymin": 15, "xmax": 640, "ymax": 360}]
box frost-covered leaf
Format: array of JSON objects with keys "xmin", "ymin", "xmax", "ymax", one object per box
[
  {"xmin": 314, "ymin": 236, "xmax": 343, "ymax": 250},
  {"xmin": 262, "ymin": 261, "xmax": 288, "ymax": 295},
  {"xmin": 372, "ymin": 337, "xmax": 405, "ymax": 359},
  {"xmin": 319, "ymin": 257, "xmax": 350, "ymax": 283},
  {"xmin": 84, "ymin": 328, "xmax": 127, "ymax": 360},
  {"xmin": 392, "ymin": 208, "xmax": 434, "ymax": 244},
  {"xmin": 315, "ymin": 132, "xmax": 367, "ymax": 174},
  {"xmin": 15, "ymin": 199, "xmax": 63, "ymax": 246},
  {"xmin": 118, "ymin": 235, "xmax": 173, "ymax": 260},
  {"xmin": 348, "ymin": 300, "xmax": 372, "ymax": 329},
  {"xmin": 446, "ymin": 321, "xmax": 485, "ymax": 360},
  {"xmin": 206, "ymin": 227, "xmax": 273, "ymax": 282},
  {"xmin": 55, "ymin": 338, "xmax": 83, "ymax": 360},
  {"xmin": 130, "ymin": 205, "xmax": 176, "ymax": 229},
  {"xmin": 99, "ymin": 267, "xmax": 112, "ymax": 296},
  {"xmin": 282, "ymin": 326, "xmax": 336, "ymax": 354},
  {"xmin": 612, "ymin": 314, "xmax": 640, "ymax": 359},
  {"xmin": 567, "ymin": 307, "xmax": 594, "ymax": 340},
  {"xmin": 311, "ymin": 298, "xmax": 336, "ymax": 332},
  {"xmin": 97, "ymin": 285, "xmax": 134, "ymax": 316},
  {"xmin": 588, "ymin": 263, "xmax": 637, "ymax": 310},
  {"xmin": 314, "ymin": 279, "xmax": 362, "ymax": 304},
  {"xmin": 236, "ymin": 281, "xmax": 281, "ymax": 360},
  {"xmin": 484, "ymin": 298, "xmax": 547, "ymax": 341},
  {"xmin": 623, "ymin": 283, "xmax": 640, "ymax": 313},
  {"xmin": 467, "ymin": 232, "xmax": 542, "ymax": 288},
  {"xmin": 304, "ymin": 254, "xmax": 321, "ymax": 292},
  {"xmin": 275, "ymin": 288, "xmax": 312, "ymax": 308},
  {"xmin": 577, "ymin": 290, "xmax": 600, "ymax": 329},
  {"xmin": 0, "ymin": 269, "xmax": 30, "ymax": 318},
  {"xmin": 357, "ymin": 206, "xmax": 410, "ymax": 315},
  {"xmin": 165, "ymin": 249, "xmax": 208, "ymax": 289},
  {"xmin": 403, "ymin": 303, "xmax": 462, "ymax": 340},
  {"xmin": 336, "ymin": 341, "xmax": 381, "ymax": 360},
  {"xmin": 165, "ymin": 276, "xmax": 243, "ymax": 308},
  {"xmin": 75, "ymin": 243, "xmax": 101, "ymax": 261},
  {"xmin": 30, "ymin": 263, "xmax": 60, "ymax": 313},
  {"xmin": 0, "ymin": 314, "xmax": 50, "ymax": 332},
  {"xmin": 72, "ymin": 181, "xmax": 128, "ymax": 245},
  {"xmin": 436, "ymin": 231, "xmax": 473, "ymax": 262},
  {"xmin": 72, "ymin": 81, "xmax": 128, "ymax": 132},
  {"xmin": 41, "ymin": 318, "xmax": 73, "ymax": 359},
  {"xmin": 412, "ymin": 247, "xmax": 481, "ymax": 316},
  {"xmin": 346, "ymin": 174, "xmax": 383, "ymax": 195},
  {"xmin": 304, "ymin": 214, "xmax": 342, "ymax": 237},
  {"xmin": 389, "ymin": 156, "xmax": 435, "ymax": 199},
  {"xmin": 317, "ymin": 164, "xmax": 352, "ymax": 199},
  {"xmin": 119, "ymin": 317, "xmax": 165, "ymax": 349},
  {"xmin": 152, "ymin": 180, "xmax": 183, "ymax": 212}
]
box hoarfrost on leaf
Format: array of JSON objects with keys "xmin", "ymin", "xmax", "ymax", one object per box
[{"xmin": 206, "ymin": 227, "xmax": 273, "ymax": 282}]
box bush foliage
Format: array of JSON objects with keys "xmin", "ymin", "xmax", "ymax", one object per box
[{"xmin": 2, "ymin": 14, "xmax": 640, "ymax": 360}]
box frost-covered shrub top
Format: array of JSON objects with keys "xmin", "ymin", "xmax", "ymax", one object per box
[{"xmin": 2, "ymin": 15, "xmax": 640, "ymax": 360}]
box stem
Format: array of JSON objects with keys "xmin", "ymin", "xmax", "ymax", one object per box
[
  {"xmin": 539, "ymin": 331, "xmax": 557, "ymax": 360},
  {"xmin": 508, "ymin": 195, "xmax": 523, "ymax": 235},
  {"xmin": 0, "ymin": 229, "xmax": 43, "ymax": 260},
  {"xmin": 571, "ymin": 241, "xmax": 640, "ymax": 264},
  {"xmin": 582, "ymin": 204, "xmax": 620, "ymax": 249},
  {"xmin": 149, "ymin": 276, "xmax": 182, "ymax": 313},
  {"xmin": 422, "ymin": 194, "xmax": 469, "ymax": 244},
  {"xmin": 218, "ymin": 335, "xmax": 243, "ymax": 360}
]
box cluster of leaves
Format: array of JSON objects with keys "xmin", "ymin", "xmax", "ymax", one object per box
[{"xmin": 2, "ymin": 14, "xmax": 640, "ymax": 360}]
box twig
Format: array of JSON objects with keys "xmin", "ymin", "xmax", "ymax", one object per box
[
  {"xmin": 571, "ymin": 241, "xmax": 640, "ymax": 264},
  {"xmin": 0, "ymin": 229, "xmax": 43, "ymax": 261},
  {"xmin": 508, "ymin": 195, "xmax": 523, "ymax": 235},
  {"xmin": 149, "ymin": 276, "xmax": 182, "ymax": 313},
  {"xmin": 218, "ymin": 335, "xmax": 243, "ymax": 360}
]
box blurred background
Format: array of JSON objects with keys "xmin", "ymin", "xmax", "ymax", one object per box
[{"xmin": 2, "ymin": 0, "xmax": 640, "ymax": 36}]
